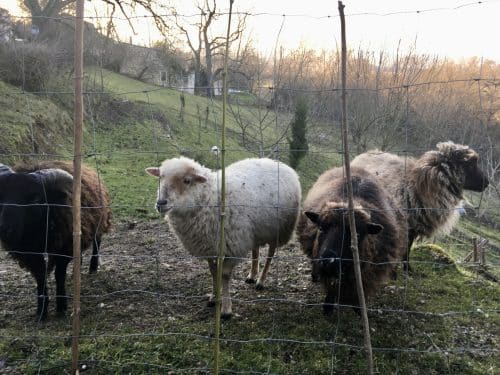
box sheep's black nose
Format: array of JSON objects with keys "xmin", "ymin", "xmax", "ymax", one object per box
[
  {"xmin": 311, "ymin": 273, "xmax": 320, "ymax": 283},
  {"xmin": 156, "ymin": 199, "xmax": 168, "ymax": 211}
]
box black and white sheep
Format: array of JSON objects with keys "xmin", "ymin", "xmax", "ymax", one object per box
[
  {"xmin": 297, "ymin": 166, "xmax": 406, "ymax": 314},
  {"xmin": 0, "ymin": 161, "xmax": 112, "ymax": 320},
  {"xmin": 146, "ymin": 156, "xmax": 301, "ymax": 318},
  {"xmin": 351, "ymin": 141, "xmax": 489, "ymax": 270}
]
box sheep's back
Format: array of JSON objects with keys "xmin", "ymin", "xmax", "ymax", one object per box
[
  {"xmin": 351, "ymin": 151, "xmax": 416, "ymax": 207},
  {"xmin": 14, "ymin": 161, "xmax": 112, "ymax": 251},
  {"xmin": 224, "ymin": 158, "xmax": 301, "ymax": 249}
]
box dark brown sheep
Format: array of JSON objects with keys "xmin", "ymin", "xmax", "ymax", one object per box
[
  {"xmin": 351, "ymin": 141, "xmax": 489, "ymax": 270},
  {"xmin": 297, "ymin": 166, "xmax": 406, "ymax": 314},
  {"xmin": 0, "ymin": 161, "xmax": 112, "ymax": 320}
]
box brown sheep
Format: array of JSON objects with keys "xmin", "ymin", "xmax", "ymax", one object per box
[
  {"xmin": 297, "ymin": 166, "xmax": 406, "ymax": 314},
  {"xmin": 0, "ymin": 161, "xmax": 112, "ymax": 320},
  {"xmin": 351, "ymin": 141, "xmax": 489, "ymax": 270}
]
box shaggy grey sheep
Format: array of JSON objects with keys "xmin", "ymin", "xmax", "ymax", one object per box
[
  {"xmin": 297, "ymin": 166, "xmax": 406, "ymax": 314},
  {"xmin": 146, "ymin": 156, "xmax": 301, "ymax": 318},
  {"xmin": 0, "ymin": 161, "xmax": 112, "ymax": 320},
  {"xmin": 351, "ymin": 141, "xmax": 489, "ymax": 269}
]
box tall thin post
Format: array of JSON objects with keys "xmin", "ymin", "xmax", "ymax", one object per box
[
  {"xmin": 338, "ymin": 2, "xmax": 374, "ymax": 374},
  {"xmin": 213, "ymin": 1, "xmax": 234, "ymax": 374},
  {"xmin": 71, "ymin": 0, "xmax": 85, "ymax": 373}
]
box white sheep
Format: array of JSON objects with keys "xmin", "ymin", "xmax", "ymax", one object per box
[{"xmin": 146, "ymin": 156, "xmax": 301, "ymax": 318}]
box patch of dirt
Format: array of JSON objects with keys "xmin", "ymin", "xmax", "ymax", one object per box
[{"xmin": 0, "ymin": 219, "xmax": 318, "ymax": 330}]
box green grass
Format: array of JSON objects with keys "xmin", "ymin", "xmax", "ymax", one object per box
[
  {"xmin": 0, "ymin": 81, "xmax": 73, "ymax": 162},
  {"xmin": 1, "ymin": 245, "xmax": 497, "ymax": 374}
]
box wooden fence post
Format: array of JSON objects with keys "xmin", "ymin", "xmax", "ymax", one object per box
[{"xmin": 71, "ymin": 0, "xmax": 85, "ymax": 373}]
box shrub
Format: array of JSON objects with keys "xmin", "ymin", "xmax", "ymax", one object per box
[
  {"xmin": 288, "ymin": 97, "xmax": 309, "ymax": 169},
  {"xmin": 0, "ymin": 42, "xmax": 54, "ymax": 92}
]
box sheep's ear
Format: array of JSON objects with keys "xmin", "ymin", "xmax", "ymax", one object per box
[
  {"xmin": 305, "ymin": 211, "xmax": 320, "ymax": 225},
  {"xmin": 145, "ymin": 167, "xmax": 160, "ymax": 177},
  {"xmin": 0, "ymin": 164, "xmax": 13, "ymax": 176},
  {"xmin": 193, "ymin": 174, "xmax": 207, "ymax": 183},
  {"xmin": 366, "ymin": 223, "xmax": 383, "ymax": 234}
]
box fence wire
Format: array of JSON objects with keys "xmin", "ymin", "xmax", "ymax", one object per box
[{"xmin": 0, "ymin": 2, "xmax": 499, "ymax": 374}]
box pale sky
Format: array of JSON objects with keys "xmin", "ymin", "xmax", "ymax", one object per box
[
  {"xmin": 3, "ymin": 0, "xmax": 500, "ymax": 62},
  {"xmin": 243, "ymin": 0, "xmax": 500, "ymax": 62}
]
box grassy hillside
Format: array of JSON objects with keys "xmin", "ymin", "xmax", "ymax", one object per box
[
  {"xmin": 0, "ymin": 70, "xmax": 498, "ymax": 374},
  {"xmin": 0, "ymin": 81, "xmax": 73, "ymax": 161}
]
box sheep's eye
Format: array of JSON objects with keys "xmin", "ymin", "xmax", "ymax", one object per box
[{"xmin": 183, "ymin": 177, "xmax": 191, "ymax": 185}]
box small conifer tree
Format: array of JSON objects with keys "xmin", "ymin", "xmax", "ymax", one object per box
[{"xmin": 288, "ymin": 97, "xmax": 309, "ymax": 169}]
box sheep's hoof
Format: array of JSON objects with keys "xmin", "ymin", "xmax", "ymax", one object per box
[
  {"xmin": 56, "ymin": 297, "xmax": 68, "ymax": 313},
  {"xmin": 255, "ymin": 283, "xmax": 265, "ymax": 291},
  {"xmin": 245, "ymin": 277, "xmax": 256, "ymax": 284},
  {"xmin": 221, "ymin": 312, "xmax": 232, "ymax": 320},
  {"xmin": 352, "ymin": 306, "xmax": 362, "ymax": 316},
  {"xmin": 206, "ymin": 294, "xmax": 216, "ymax": 307},
  {"xmin": 403, "ymin": 262, "xmax": 412, "ymax": 275},
  {"xmin": 390, "ymin": 269, "xmax": 398, "ymax": 280},
  {"xmin": 35, "ymin": 309, "xmax": 48, "ymax": 322},
  {"xmin": 322, "ymin": 303, "xmax": 334, "ymax": 317}
]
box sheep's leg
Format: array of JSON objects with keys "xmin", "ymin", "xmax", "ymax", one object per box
[
  {"xmin": 207, "ymin": 259, "xmax": 216, "ymax": 307},
  {"xmin": 392, "ymin": 231, "xmax": 416, "ymax": 280},
  {"xmin": 245, "ymin": 246, "xmax": 260, "ymax": 284},
  {"xmin": 89, "ymin": 236, "xmax": 101, "ymax": 273},
  {"xmin": 220, "ymin": 265, "xmax": 233, "ymax": 320},
  {"xmin": 207, "ymin": 259, "xmax": 234, "ymax": 319},
  {"xmin": 255, "ymin": 244, "xmax": 276, "ymax": 290},
  {"xmin": 27, "ymin": 254, "xmax": 49, "ymax": 321},
  {"xmin": 54, "ymin": 255, "xmax": 71, "ymax": 315},
  {"xmin": 403, "ymin": 231, "xmax": 417, "ymax": 275},
  {"xmin": 322, "ymin": 285, "xmax": 337, "ymax": 316}
]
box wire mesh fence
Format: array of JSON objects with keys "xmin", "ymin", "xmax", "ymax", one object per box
[{"xmin": 0, "ymin": 1, "xmax": 499, "ymax": 374}]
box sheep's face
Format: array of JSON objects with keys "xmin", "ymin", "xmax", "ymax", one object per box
[
  {"xmin": 459, "ymin": 153, "xmax": 489, "ymax": 192},
  {"xmin": 436, "ymin": 143, "xmax": 489, "ymax": 192},
  {"xmin": 146, "ymin": 159, "xmax": 208, "ymax": 215},
  {"xmin": 305, "ymin": 203, "xmax": 383, "ymax": 281},
  {"xmin": 0, "ymin": 174, "xmax": 51, "ymax": 243}
]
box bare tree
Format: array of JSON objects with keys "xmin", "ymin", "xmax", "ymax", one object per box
[
  {"xmin": 228, "ymin": 50, "xmax": 293, "ymax": 156},
  {"xmin": 171, "ymin": 0, "xmax": 247, "ymax": 96},
  {"xmin": 20, "ymin": 0, "xmax": 169, "ymax": 37}
]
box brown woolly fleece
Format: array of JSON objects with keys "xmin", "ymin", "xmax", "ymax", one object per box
[
  {"xmin": 14, "ymin": 160, "xmax": 112, "ymax": 250},
  {"xmin": 351, "ymin": 141, "xmax": 489, "ymax": 247},
  {"xmin": 297, "ymin": 166, "xmax": 407, "ymax": 309}
]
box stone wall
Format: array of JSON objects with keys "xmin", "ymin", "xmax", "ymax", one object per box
[{"xmin": 120, "ymin": 44, "xmax": 168, "ymax": 86}]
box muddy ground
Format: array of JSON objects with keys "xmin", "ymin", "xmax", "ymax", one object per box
[
  {"xmin": 0, "ymin": 219, "xmax": 498, "ymax": 374},
  {"xmin": 0, "ymin": 219, "xmax": 325, "ymax": 372}
]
